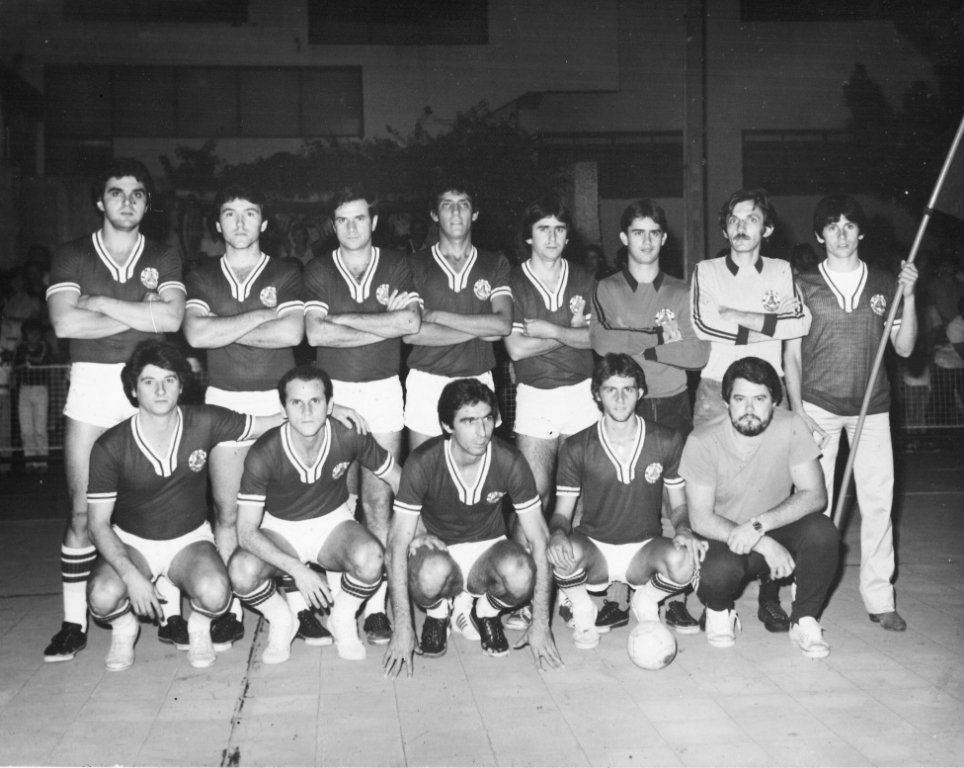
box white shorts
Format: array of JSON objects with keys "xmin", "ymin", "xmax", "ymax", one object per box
[
  {"xmin": 514, "ymin": 380, "xmax": 600, "ymax": 440},
  {"xmin": 445, "ymin": 536, "xmax": 506, "ymax": 597},
  {"xmin": 404, "ymin": 368, "xmax": 499, "ymax": 436},
  {"xmin": 205, "ymin": 386, "xmax": 283, "ymax": 448},
  {"xmin": 332, "ymin": 376, "xmax": 404, "ymax": 434},
  {"xmin": 64, "ymin": 362, "xmax": 137, "ymax": 429},
  {"xmin": 114, "ymin": 521, "xmax": 216, "ymax": 581},
  {"xmin": 586, "ymin": 537, "xmax": 654, "ymax": 590},
  {"xmin": 260, "ymin": 504, "xmax": 355, "ymax": 564}
]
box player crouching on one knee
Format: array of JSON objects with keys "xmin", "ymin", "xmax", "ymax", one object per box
[
  {"xmin": 547, "ymin": 353, "xmax": 706, "ymax": 650},
  {"xmin": 383, "ymin": 379, "xmax": 564, "ymax": 678},
  {"xmin": 228, "ymin": 365, "xmax": 400, "ymax": 664},
  {"xmin": 86, "ymin": 340, "xmax": 283, "ymax": 672}
]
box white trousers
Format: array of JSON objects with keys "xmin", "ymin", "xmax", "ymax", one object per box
[{"xmin": 804, "ymin": 402, "xmax": 896, "ymax": 614}]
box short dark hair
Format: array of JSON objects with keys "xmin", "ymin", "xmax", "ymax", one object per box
[
  {"xmin": 721, "ymin": 357, "xmax": 783, "ymax": 406},
  {"xmin": 521, "ymin": 197, "xmax": 572, "ymax": 243},
  {"xmin": 591, "ymin": 353, "xmax": 647, "ymax": 406},
  {"xmin": 214, "ymin": 183, "xmax": 267, "ymax": 217},
  {"xmin": 430, "ymin": 176, "xmax": 477, "ymax": 213},
  {"xmin": 121, "ymin": 340, "xmax": 192, "ymax": 407},
  {"xmin": 789, "ymin": 242, "xmax": 820, "ymax": 274},
  {"xmin": 718, "ymin": 189, "xmax": 776, "ymax": 233},
  {"xmin": 330, "ymin": 184, "xmax": 379, "ymax": 220},
  {"xmin": 277, "ymin": 365, "xmax": 333, "ymax": 405},
  {"xmin": 620, "ymin": 199, "xmax": 668, "ymax": 234},
  {"xmin": 437, "ymin": 378, "xmax": 499, "ymax": 431},
  {"xmin": 93, "ymin": 158, "xmax": 154, "ymax": 207},
  {"xmin": 812, "ymin": 194, "xmax": 867, "ymax": 238}
]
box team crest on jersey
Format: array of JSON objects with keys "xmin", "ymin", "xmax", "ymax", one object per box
[
  {"xmin": 331, "ymin": 461, "xmax": 350, "ymax": 480},
  {"xmin": 375, "ymin": 284, "xmax": 391, "ymax": 306},
  {"xmin": 655, "ymin": 308, "xmax": 676, "ymax": 325},
  {"xmin": 140, "ymin": 267, "xmax": 159, "ymax": 290},
  {"xmin": 569, "ymin": 295, "xmax": 584, "ymax": 315},
  {"xmin": 870, "ymin": 294, "xmax": 887, "ymax": 316},
  {"xmin": 260, "ymin": 286, "xmax": 278, "ymax": 308},
  {"xmin": 644, "ymin": 462, "xmax": 663, "ymax": 484},
  {"xmin": 761, "ymin": 290, "xmax": 780, "ymax": 312},
  {"xmin": 486, "ymin": 491, "xmax": 505, "ymax": 504},
  {"xmin": 188, "ymin": 450, "xmax": 207, "ymax": 472},
  {"xmin": 474, "ymin": 279, "xmax": 492, "ymax": 300}
]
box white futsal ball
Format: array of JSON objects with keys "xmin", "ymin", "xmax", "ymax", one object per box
[{"xmin": 627, "ymin": 621, "xmax": 678, "ymax": 670}]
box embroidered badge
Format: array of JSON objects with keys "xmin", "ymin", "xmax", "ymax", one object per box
[
  {"xmin": 188, "ymin": 449, "xmax": 207, "ymax": 472},
  {"xmin": 644, "ymin": 462, "xmax": 663, "ymax": 484},
  {"xmin": 486, "ymin": 491, "xmax": 506, "ymax": 504},
  {"xmin": 474, "ymin": 279, "xmax": 492, "ymax": 301},
  {"xmin": 375, "ymin": 284, "xmax": 391, "ymax": 306},
  {"xmin": 569, "ymin": 295, "xmax": 585, "ymax": 315},
  {"xmin": 140, "ymin": 267, "xmax": 159, "ymax": 290},
  {"xmin": 331, "ymin": 461, "xmax": 350, "ymax": 480},
  {"xmin": 260, "ymin": 286, "xmax": 277, "ymax": 308},
  {"xmin": 761, "ymin": 289, "xmax": 780, "ymax": 312},
  {"xmin": 655, "ymin": 308, "xmax": 676, "ymax": 325},
  {"xmin": 870, "ymin": 294, "xmax": 887, "ymax": 316}
]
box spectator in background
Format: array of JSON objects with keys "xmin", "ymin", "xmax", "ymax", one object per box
[
  {"xmin": 286, "ymin": 221, "xmax": 315, "ymax": 267},
  {"xmin": 789, "ymin": 242, "xmax": 820, "ymax": 276},
  {"xmin": 1, "ymin": 267, "xmax": 43, "ymax": 354},
  {"xmin": 14, "ymin": 319, "xmax": 52, "ymax": 473},
  {"xmin": 581, "ymin": 243, "xmax": 615, "ymax": 281}
]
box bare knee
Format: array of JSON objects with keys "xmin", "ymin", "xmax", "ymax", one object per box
[
  {"xmin": 411, "ymin": 550, "xmax": 457, "ymax": 605},
  {"xmin": 664, "ymin": 545, "xmax": 695, "ymax": 584},
  {"xmin": 495, "ymin": 546, "xmax": 535, "ymax": 601},
  {"xmin": 191, "ymin": 571, "xmax": 231, "ymax": 614},
  {"xmin": 228, "ymin": 550, "xmax": 263, "ymax": 595},
  {"xmin": 347, "ymin": 538, "xmax": 384, "ymax": 584},
  {"xmin": 87, "ymin": 573, "xmax": 126, "ymax": 617}
]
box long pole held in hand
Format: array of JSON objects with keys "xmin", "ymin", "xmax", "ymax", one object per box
[{"xmin": 833, "ymin": 112, "xmax": 964, "ymax": 528}]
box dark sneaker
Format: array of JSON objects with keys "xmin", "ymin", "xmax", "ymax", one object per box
[
  {"xmin": 470, "ymin": 603, "xmax": 509, "ymax": 658},
  {"xmin": 419, "ymin": 616, "xmax": 450, "ymax": 657},
  {"xmin": 211, "ymin": 613, "xmax": 244, "ymax": 652},
  {"xmin": 757, "ymin": 601, "xmax": 791, "ymax": 633},
  {"xmin": 665, "ymin": 600, "xmax": 701, "ymax": 635},
  {"xmin": 157, "ymin": 615, "xmax": 190, "ymax": 650},
  {"xmin": 43, "ymin": 622, "xmax": 87, "ymax": 662},
  {"xmin": 594, "ymin": 601, "xmax": 630, "ymax": 633},
  {"xmin": 869, "ymin": 611, "xmax": 907, "ymax": 632},
  {"xmin": 363, "ymin": 612, "xmax": 392, "ymax": 645},
  {"xmin": 297, "ymin": 610, "xmax": 333, "ymax": 647}
]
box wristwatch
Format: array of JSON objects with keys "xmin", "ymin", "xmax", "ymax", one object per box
[{"xmin": 751, "ymin": 517, "xmax": 765, "ymax": 535}]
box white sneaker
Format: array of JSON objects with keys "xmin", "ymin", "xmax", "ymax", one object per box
[
  {"xmin": 630, "ymin": 588, "xmax": 659, "ymax": 624},
  {"xmin": 262, "ymin": 605, "xmax": 298, "ymax": 665},
  {"xmin": 789, "ymin": 617, "xmax": 830, "ymax": 659},
  {"xmin": 328, "ymin": 599, "xmax": 366, "ymax": 661},
  {"xmin": 187, "ymin": 630, "xmax": 216, "ymax": 669},
  {"xmin": 105, "ymin": 629, "xmax": 138, "ymax": 672},
  {"xmin": 453, "ymin": 594, "xmax": 481, "ymax": 641},
  {"xmin": 704, "ymin": 608, "xmax": 740, "ymax": 648},
  {"xmin": 504, "ymin": 605, "xmax": 532, "ymax": 631},
  {"xmin": 571, "ymin": 602, "xmax": 600, "ymax": 650}
]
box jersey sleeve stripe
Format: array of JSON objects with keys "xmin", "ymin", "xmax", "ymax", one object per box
[
  {"xmin": 394, "ymin": 501, "xmax": 422, "ymax": 516},
  {"xmin": 158, "ymin": 281, "xmax": 187, "ymax": 294},
  {"xmin": 237, "ymin": 415, "xmax": 255, "ymax": 443},
  {"xmin": 490, "ymin": 286, "xmax": 512, "ymax": 300},
  {"xmin": 277, "ymin": 300, "xmax": 305, "ymax": 315},
  {"xmin": 237, "ymin": 493, "xmax": 266, "ymax": 505},
  {"xmin": 304, "ymin": 300, "xmax": 329, "ymax": 316},
  {"xmin": 45, "ymin": 283, "xmax": 81, "ymax": 299},
  {"xmin": 556, "ymin": 485, "xmax": 581, "ymax": 497},
  {"xmin": 373, "ymin": 455, "xmax": 395, "ymax": 477},
  {"xmin": 87, "ymin": 492, "xmax": 117, "ymax": 503},
  {"xmin": 664, "ymin": 476, "xmax": 685, "ymax": 488},
  {"xmin": 405, "ymin": 292, "xmax": 421, "ymax": 306},
  {"xmin": 185, "ymin": 298, "xmax": 211, "ymax": 314},
  {"xmin": 514, "ymin": 496, "xmax": 541, "ymax": 514}
]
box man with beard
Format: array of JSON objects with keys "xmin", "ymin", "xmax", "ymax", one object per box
[{"xmin": 679, "ymin": 357, "xmax": 838, "ymax": 658}]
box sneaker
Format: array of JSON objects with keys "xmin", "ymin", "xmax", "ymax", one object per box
[
  {"xmin": 665, "ymin": 600, "xmax": 701, "ymax": 635},
  {"xmin": 328, "ymin": 601, "xmax": 367, "ymax": 661},
  {"xmin": 758, "ymin": 601, "xmax": 791, "ymax": 633},
  {"xmin": 789, "ymin": 617, "xmax": 830, "ymax": 659},
  {"xmin": 43, "ymin": 622, "xmax": 87, "ymax": 662},
  {"xmin": 558, "ymin": 596, "xmax": 575, "ymax": 628},
  {"xmin": 363, "ymin": 612, "xmax": 392, "ymax": 645},
  {"xmin": 187, "ymin": 630, "xmax": 216, "ymax": 668},
  {"xmin": 105, "ymin": 629, "xmax": 138, "ymax": 672},
  {"xmin": 869, "ymin": 611, "xmax": 907, "ymax": 632},
  {"xmin": 595, "ymin": 600, "xmax": 630, "ymax": 634},
  {"xmin": 703, "ymin": 608, "xmax": 740, "ymax": 648},
  {"xmin": 262, "ymin": 607, "xmax": 298, "ymax": 665},
  {"xmin": 572, "ymin": 602, "xmax": 600, "ymax": 650},
  {"xmin": 157, "ymin": 616, "xmax": 190, "ymax": 650},
  {"xmin": 419, "ymin": 616, "xmax": 450, "ymax": 657},
  {"xmin": 503, "ymin": 605, "xmax": 532, "ymax": 631},
  {"xmin": 453, "ymin": 595, "xmax": 481, "ymax": 641},
  {"xmin": 211, "ymin": 613, "xmax": 244, "ymax": 652},
  {"xmin": 630, "ymin": 588, "xmax": 659, "ymax": 624},
  {"xmin": 470, "ymin": 602, "xmax": 509, "ymax": 658},
  {"xmin": 297, "ymin": 610, "xmax": 333, "ymax": 647}
]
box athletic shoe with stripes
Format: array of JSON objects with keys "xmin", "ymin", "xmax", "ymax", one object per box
[{"xmin": 43, "ymin": 622, "xmax": 87, "ymax": 662}]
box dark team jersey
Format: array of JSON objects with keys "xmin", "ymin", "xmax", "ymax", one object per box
[
  {"xmin": 303, "ymin": 248, "xmax": 419, "ymax": 382},
  {"xmin": 185, "ymin": 253, "xmax": 304, "ymax": 392},
  {"xmin": 238, "ymin": 420, "xmax": 394, "ymax": 522},
  {"xmin": 46, "ymin": 232, "xmax": 184, "ymax": 364},
  {"xmin": 394, "ymin": 435, "xmax": 540, "ymax": 545},
  {"xmin": 87, "ymin": 406, "xmax": 252, "ymax": 540},
  {"xmin": 510, "ymin": 258, "xmax": 595, "ymax": 388},
  {"xmin": 796, "ymin": 260, "xmax": 903, "ymax": 416},
  {"xmin": 406, "ymin": 245, "xmax": 512, "ymax": 377},
  {"xmin": 556, "ymin": 416, "xmax": 685, "ymax": 545}
]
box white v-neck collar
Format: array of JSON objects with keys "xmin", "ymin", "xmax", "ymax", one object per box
[
  {"xmin": 597, "ymin": 416, "xmax": 646, "ymax": 484},
  {"xmin": 280, "ymin": 422, "xmax": 331, "ymax": 483},
  {"xmin": 819, "ymin": 260, "xmax": 867, "ymax": 312},
  {"xmin": 93, "ymin": 231, "xmax": 145, "ymax": 283},
  {"xmin": 522, "ymin": 259, "xmax": 568, "ymax": 311},
  {"xmin": 444, "ymin": 439, "xmax": 492, "ymax": 505},
  {"xmin": 432, "ymin": 244, "xmax": 477, "ymax": 292},
  {"xmin": 333, "ymin": 248, "xmax": 379, "ymax": 302},
  {"xmin": 220, "ymin": 252, "xmax": 269, "ymax": 301},
  {"xmin": 131, "ymin": 408, "xmax": 183, "ymax": 478}
]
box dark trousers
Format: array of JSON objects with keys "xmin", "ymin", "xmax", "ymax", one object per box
[
  {"xmin": 635, "ymin": 390, "xmax": 693, "ymax": 438},
  {"xmin": 696, "ymin": 513, "xmax": 839, "ymax": 622}
]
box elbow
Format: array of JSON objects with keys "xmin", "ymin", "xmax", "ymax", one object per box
[
  {"xmin": 494, "ymin": 318, "xmax": 512, "ymax": 337},
  {"xmin": 503, "ymin": 341, "xmax": 524, "ymax": 362}
]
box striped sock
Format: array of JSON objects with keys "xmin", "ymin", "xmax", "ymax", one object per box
[
  {"xmin": 62, "ymin": 545, "xmax": 96, "ymax": 630},
  {"xmin": 475, "ymin": 592, "xmax": 510, "ymax": 619},
  {"xmin": 643, "ymin": 573, "xmax": 690, "ymax": 604}
]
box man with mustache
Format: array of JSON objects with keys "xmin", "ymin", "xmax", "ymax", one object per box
[{"xmin": 679, "ymin": 357, "xmax": 838, "ymax": 658}]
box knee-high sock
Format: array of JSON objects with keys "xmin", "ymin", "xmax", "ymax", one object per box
[
  {"xmin": 238, "ymin": 580, "xmax": 291, "ymax": 629},
  {"xmin": 475, "ymin": 592, "xmax": 510, "ymax": 619},
  {"xmin": 642, "ymin": 573, "xmax": 690, "ymax": 605},
  {"xmin": 155, "ymin": 576, "xmax": 182, "ymax": 622},
  {"xmin": 333, "ymin": 573, "xmax": 380, "ymax": 623},
  {"xmin": 62, "ymin": 545, "xmax": 96, "ymax": 630},
  {"xmin": 363, "ymin": 579, "xmax": 387, "ymax": 617},
  {"xmin": 423, "ymin": 597, "xmax": 450, "ymax": 620},
  {"xmin": 280, "ymin": 575, "xmax": 309, "ymax": 616},
  {"xmin": 187, "ymin": 611, "xmax": 213, "ymax": 637},
  {"xmin": 555, "ymin": 568, "xmax": 595, "ymax": 621}
]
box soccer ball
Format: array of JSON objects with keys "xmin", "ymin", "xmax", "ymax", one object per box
[{"xmin": 627, "ymin": 621, "xmax": 678, "ymax": 670}]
